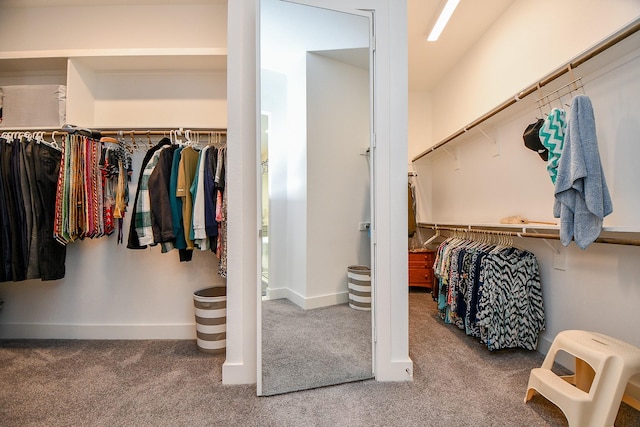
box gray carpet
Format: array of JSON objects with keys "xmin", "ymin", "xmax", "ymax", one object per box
[
  {"xmin": 261, "ymin": 298, "xmax": 373, "ymax": 396},
  {"xmin": 0, "ymin": 290, "xmax": 638, "ymax": 426}
]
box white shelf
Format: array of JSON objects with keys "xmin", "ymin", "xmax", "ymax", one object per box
[
  {"xmin": 419, "ymin": 222, "xmax": 640, "ymax": 235},
  {"xmin": 419, "ymin": 221, "xmax": 558, "ymax": 231},
  {"xmin": 1, "ymin": 48, "xmax": 228, "ymax": 129}
]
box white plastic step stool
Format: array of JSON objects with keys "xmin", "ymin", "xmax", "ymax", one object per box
[{"xmin": 524, "ymin": 330, "xmax": 640, "ymax": 426}]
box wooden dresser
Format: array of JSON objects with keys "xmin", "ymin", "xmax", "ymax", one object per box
[{"xmin": 408, "ymin": 249, "xmax": 436, "ymax": 290}]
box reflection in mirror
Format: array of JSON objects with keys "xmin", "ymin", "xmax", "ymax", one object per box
[{"xmin": 260, "ymin": 0, "xmax": 373, "ymax": 396}]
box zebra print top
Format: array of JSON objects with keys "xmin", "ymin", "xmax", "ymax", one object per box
[{"xmin": 433, "ymin": 238, "xmax": 545, "ymax": 351}]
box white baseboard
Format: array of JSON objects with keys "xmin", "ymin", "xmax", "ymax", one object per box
[
  {"xmin": 376, "ymin": 357, "xmax": 414, "ymax": 382},
  {"xmin": 264, "ymin": 287, "xmax": 349, "ymax": 310},
  {"xmin": 222, "ymin": 360, "xmax": 257, "ymax": 385},
  {"xmin": 0, "ymin": 323, "xmax": 197, "ymax": 340}
]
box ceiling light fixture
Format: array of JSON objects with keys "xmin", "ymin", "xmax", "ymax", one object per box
[{"xmin": 427, "ymin": 0, "xmax": 460, "ymax": 42}]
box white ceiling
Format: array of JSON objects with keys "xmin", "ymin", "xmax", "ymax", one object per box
[
  {"xmin": 5, "ymin": 0, "xmax": 512, "ymax": 92},
  {"xmin": 408, "ymin": 0, "xmax": 514, "ymax": 91}
]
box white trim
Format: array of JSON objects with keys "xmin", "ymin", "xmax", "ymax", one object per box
[
  {"xmin": 225, "ymin": 0, "xmax": 412, "ymax": 387},
  {"xmin": 264, "ymin": 289, "xmax": 350, "ymax": 310},
  {"xmin": 0, "ymin": 323, "xmax": 197, "ymax": 340},
  {"xmin": 0, "ymin": 48, "xmax": 227, "ymax": 60},
  {"xmin": 223, "ymin": 0, "xmax": 259, "ymax": 386}
]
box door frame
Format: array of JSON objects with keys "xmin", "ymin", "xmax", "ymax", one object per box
[{"xmin": 223, "ymin": 0, "xmax": 411, "ymax": 387}]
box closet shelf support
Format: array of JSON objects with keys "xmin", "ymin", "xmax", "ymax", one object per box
[{"xmin": 528, "ymin": 228, "xmax": 561, "ymax": 255}]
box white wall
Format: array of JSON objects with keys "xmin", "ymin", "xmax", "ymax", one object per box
[
  {"xmin": 408, "ymin": 90, "xmax": 432, "ymax": 162},
  {"xmin": 429, "ymin": 0, "xmax": 640, "ymax": 147},
  {"xmin": 261, "ymin": 0, "xmax": 370, "ymax": 307},
  {"xmin": 306, "ymin": 53, "xmax": 371, "ymax": 304},
  {"xmin": 0, "ymin": 2, "xmax": 228, "ymax": 339},
  {"xmin": 0, "ymin": 2, "xmax": 227, "ymax": 53},
  {"xmin": 413, "ymin": 0, "xmax": 640, "ymax": 357}
]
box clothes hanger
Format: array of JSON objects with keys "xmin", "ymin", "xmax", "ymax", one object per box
[
  {"xmin": 40, "ymin": 131, "xmax": 62, "ymax": 151},
  {"xmin": 423, "ymin": 229, "xmax": 441, "ymax": 247}
]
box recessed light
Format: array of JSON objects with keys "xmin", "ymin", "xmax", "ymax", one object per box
[{"xmin": 427, "ymin": 0, "xmax": 460, "ymax": 42}]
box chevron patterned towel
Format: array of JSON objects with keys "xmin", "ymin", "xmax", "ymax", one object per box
[
  {"xmin": 538, "ymin": 108, "xmax": 566, "ymax": 183},
  {"xmin": 553, "ymin": 95, "xmax": 612, "ymax": 249}
]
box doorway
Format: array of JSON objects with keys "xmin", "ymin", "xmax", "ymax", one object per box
[{"xmin": 258, "ymin": 0, "xmax": 374, "ymax": 395}]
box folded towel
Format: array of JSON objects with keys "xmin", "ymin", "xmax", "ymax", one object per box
[{"xmin": 553, "ymin": 95, "xmax": 612, "ymax": 249}]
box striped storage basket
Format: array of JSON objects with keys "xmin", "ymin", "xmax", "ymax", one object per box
[
  {"xmin": 347, "ymin": 265, "xmax": 371, "ymax": 311},
  {"xmin": 193, "ymin": 287, "xmax": 227, "ymax": 354}
]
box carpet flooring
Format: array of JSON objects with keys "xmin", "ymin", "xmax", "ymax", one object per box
[
  {"xmin": 261, "ymin": 298, "xmax": 372, "ymax": 396},
  {"xmin": 1, "ymin": 289, "xmax": 638, "ymax": 426}
]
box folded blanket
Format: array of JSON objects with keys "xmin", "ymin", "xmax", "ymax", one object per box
[{"xmin": 553, "ymin": 95, "xmax": 612, "ymax": 249}]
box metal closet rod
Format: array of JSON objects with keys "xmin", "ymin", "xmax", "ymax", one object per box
[
  {"xmin": 412, "ymin": 18, "xmax": 640, "ymax": 162},
  {"xmin": 23, "ymin": 128, "xmax": 228, "ymax": 136},
  {"xmin": 419, "ymin": 224, "xmax": 640, "ymax": 247}
]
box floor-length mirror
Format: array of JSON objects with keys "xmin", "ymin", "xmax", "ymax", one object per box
[{"xmin": 259, "ymin": 0, "xmax": 374, "ymax": 396}]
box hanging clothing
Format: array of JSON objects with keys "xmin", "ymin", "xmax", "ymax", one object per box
[
  {"xmin": 191, "ymin": 145, "xmax": 210, "ymax": 250},
  {"xmin": 217, "ymin": 147, "xmax": 227, "ymax": 278},
  {"xmin": 408, "ymin": 182, "xmax": 416, "ymax": 237},
  {"xmin": 553, "ymin": 95, "xmax": 613, "ymax": 249},
  {"xmin": 176, "ymin": 146, "xmax": 199, "ymax": 250},
  {"xmin": 134, "ymin": 146, "xmax": 169, "ymax": 246},
  {"xmin": 538, "ymin": 108, "xmax": 566, "ymax": 184},
  {"xmin": 53, "ymin": 135, "xmax": 130, "ymax": 246},
  {"xmin": 433, "ymin": 237, "xmax": 545, "ymax": 351},
  {"xmin": 127, "ymin": 137, "xmax": 171, "ymax": 249},
  {"xmin": 0, "ymin": 136, "xmax": 66, "ymax": 282},
  {"xmin": 148, "ymin": 145, "xmax": 178, "ymax": 248},
  {"xmin": 125, "ymin": 139, "xmax": 227, "ymax": 273}
]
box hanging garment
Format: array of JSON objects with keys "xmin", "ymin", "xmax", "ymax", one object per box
[
  {"xmin": 554, "ymin": 95, "xmax": 612, "ymax": 249},
  {"xmin": 538, "ymin": 108, "xmax": 566, "ymax": 184},
  {"xmin": 21, "ymin": 139, "xmax": 40, "ymax": 279},
  {"xmin": 32, "ymin": 142, "xmax": 66, "ymax": 280},
  {"xmin": 176, "ymin": 146, "xmax": 199, "ymax": 250},
  {"xmin": 148, "ymin": 145, "xmax": 178, "ymax": 249},
  {"xmin": 168, "ymin": 146, "xmax": 191, "ymax": 261},
  {"xmin": 204, "ymin": 147, "xmax": 218, "ymax": 241},
  {"xmin": 53, "ymin": 135, "xmax": 129, "ymax": 246},
  {"xmin": 191, "ymin": 145, "xmax": 210, "ymax": 250},
  {"xmin": 216, "ymin": 147, "xmax": 227, "ymax": 277},
  {"xmin": 135, "ymin": 146, "xmax": 167, "ymax": 246},
  {"xmin": 124, "ymin": 136, "xmax": 227, "ymax": 270},
  {"xmin": 433, "ymin": 237, "xmax": 545, "ymax": 351},
  {"xmin": 408, "ymin": 183, "xmax": 416, "ymax": 237},
  {"xmin": 127, "ymin": 137, "xmax": 171, "ymax": 249}
]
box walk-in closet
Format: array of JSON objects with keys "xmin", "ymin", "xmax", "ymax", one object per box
[
  {"xmin": 1, "ymin": 0, "xmax": 640, "ymax": 425},
  {"xmin": 0, "ymin": 1, "xmax": 229, "ymax": 340},
  {"xmin": 407, "ymin": 0, "xmax": 640, "ymax": 417}
]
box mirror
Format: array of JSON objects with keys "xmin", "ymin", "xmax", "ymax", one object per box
[{"xmin": 259, "ymin": 0, "xmax": 373, "ymax": 396}]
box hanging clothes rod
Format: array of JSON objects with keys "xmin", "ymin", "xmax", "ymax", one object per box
[
  {"xmin": 1, "ymin": 128, "xmax": 226, "ymax": 136},
  {"xmin": 412, "ymin": 17, "xmax": 640, "ymax": 162},
  {"xmin": 419, "ymin": 224, "xmax": 640, "ymax": 247}
]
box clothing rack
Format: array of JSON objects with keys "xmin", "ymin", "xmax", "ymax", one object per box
[
  {"xmin": 418, "ymin": 223, "xmax": 640, "ymax": 247},
  {"xmin": 535, "ymin": 77, "xmax": 585, "ymax": 110},
  {"xmin": 1, "ymin": 127, "xmax": 227, "ymax": 150},
  {"xmin": 1, "ymin": 128, "xmax": 226, "ymax": 138},
  {"xmin": 412, "ymin": 18, "xmax": 640, "ymax": 162}
]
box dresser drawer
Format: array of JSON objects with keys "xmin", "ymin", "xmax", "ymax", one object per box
[{"xmin": 408, "ymin": 249, "xmax": 435, "ymax": 289}]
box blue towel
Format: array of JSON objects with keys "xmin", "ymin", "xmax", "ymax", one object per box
[{"xmin": 553, "ymin": 95, "xmax": 612, "ymax": 249}]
